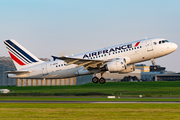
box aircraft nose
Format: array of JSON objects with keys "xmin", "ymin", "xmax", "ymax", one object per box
[
  {"xmin": 173, "ymin": 43, "xmax": 178, "ymax": 51},
  {"xmin": 167, "ymin": 43, "xmax": 178, "ymax": 53}
]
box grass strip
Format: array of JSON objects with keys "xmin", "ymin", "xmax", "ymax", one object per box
[
  {"xmin": 0, "ymin": 96, "xmax": 180, "ymax": 101},
  {"xmin": 1, "ymin": 81, "xmax": 180, "ymax": 97},
  {"xmin": 0, "ymin": 103, "xmax": 180, "ymax": 120}
]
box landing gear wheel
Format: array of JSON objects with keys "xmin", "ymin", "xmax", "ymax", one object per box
[
  {"xmin": 99, "ymin": 77, "xmax": 106, "ymax": 84},
  {"xmin": 92, "ymin": 77, "xmax": 99, "ymax": 83}
]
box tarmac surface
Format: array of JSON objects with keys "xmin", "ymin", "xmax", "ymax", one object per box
[{"xmin": 0, "ymin": 101, "xmax": 180, "ymax": 103}]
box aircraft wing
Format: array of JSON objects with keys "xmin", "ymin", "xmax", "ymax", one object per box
[
  {"xmin": 5, "ymin": 71, "xmax": 30, "ymax": 75},
  {"xmin": 52, "ymin": 56, "xmax": 109, "ymax": 70}
]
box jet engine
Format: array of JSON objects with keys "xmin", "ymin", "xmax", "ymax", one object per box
[
  {"xmin": 104, "ymin": 58, "xmax": 127, "ymax": 73},
  {"xmin": 119, "ymin": 64, "xmax": 135, "ymax": 73}
]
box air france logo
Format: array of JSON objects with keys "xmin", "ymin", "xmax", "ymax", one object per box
[{"xmin": 83, "ymin": 44, "xmax": 133, "ymax": 59}]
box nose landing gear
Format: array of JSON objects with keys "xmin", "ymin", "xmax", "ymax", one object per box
[{"xmin": 151, "ymin": 59, "xmax": 156, "ymax": 66}]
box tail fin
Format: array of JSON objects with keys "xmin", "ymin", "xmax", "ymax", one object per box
[{"xmin": 4, "ymin": 39, "xmax": 43, "ymax": 70}]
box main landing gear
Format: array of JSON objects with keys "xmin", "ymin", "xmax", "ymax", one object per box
[
  {"xmin": 92, "ymin": 72, "xmax": 106, "ymax": 84},
  {"xmin": 92, "ymin": 76, "xmax": 106, "ymax": 84},
  {"xmin": 99, "ymin": 77, "xmax": 106, "ymax": 84},
  {"xmin": 92, "ymin": 77, "xmax": 99, "ymax": 83}
]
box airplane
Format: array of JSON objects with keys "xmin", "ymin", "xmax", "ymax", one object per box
[{"xmin": 4, "ymin": 38, "xmax": 178, "ymax": 84}]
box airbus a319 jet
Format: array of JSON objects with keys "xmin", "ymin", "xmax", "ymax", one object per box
[{"xmin": 4, "ymin": 38, "xmax": 178, "ymax": 84}]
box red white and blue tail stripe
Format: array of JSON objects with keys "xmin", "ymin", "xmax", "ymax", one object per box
[{"xmin": 4, "ymin": 39, "xmax": 42, "ymax": 70}]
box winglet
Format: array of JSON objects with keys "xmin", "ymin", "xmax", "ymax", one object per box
[{"xmin": 51, "ymin": 56, "xmax": 58, "ymax": 61}]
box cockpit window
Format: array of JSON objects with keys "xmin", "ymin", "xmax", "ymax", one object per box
[{"xmin": 159, "ymin": 40, "xmax": 169, "ymax": 44}]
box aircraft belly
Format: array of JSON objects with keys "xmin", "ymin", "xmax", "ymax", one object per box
[{"xmin": 50, "ymin": 68, "xmax": 80, "ymax": 79}]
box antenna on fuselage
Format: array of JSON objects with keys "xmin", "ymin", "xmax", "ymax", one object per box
[{"xmin": 145, "ymin": 37, "xmax": 147, "ymax": 39}]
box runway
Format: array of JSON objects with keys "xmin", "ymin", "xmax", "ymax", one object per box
[{"xmin": 0, "ymin": 101, "xmax": 180, "ymax": 103}]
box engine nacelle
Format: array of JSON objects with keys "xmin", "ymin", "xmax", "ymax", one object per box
[
  {"xmin": 105, "ymin": 58, "xmax": 127, "ymax": 73},
  {"xmin": 119, "ymin": 64, "xmax": 135, "ymax": 73}
]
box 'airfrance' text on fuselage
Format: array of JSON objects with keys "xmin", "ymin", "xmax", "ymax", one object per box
[{"xmin": 83, "ymin": 44, "xmax": 132, "ymax": 59}]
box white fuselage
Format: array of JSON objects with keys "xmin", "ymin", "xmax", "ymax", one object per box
[{"xmin": 8, "ymin": 38, "xmax": 178, "ymax": 79}]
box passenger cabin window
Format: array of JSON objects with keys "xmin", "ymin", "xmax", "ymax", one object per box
[{"xmin": 159, "ymin": 41, "xmax": 162, "ymax": 44}]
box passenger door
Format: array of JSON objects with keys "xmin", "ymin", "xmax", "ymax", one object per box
[{"xmin": 146, "ymin": 40, "xmax": 153, "ymax": 51}]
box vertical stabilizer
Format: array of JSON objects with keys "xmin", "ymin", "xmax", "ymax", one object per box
[{"xmin": 4, "ymin": 39, "xmax": 43, "ymax": 70}]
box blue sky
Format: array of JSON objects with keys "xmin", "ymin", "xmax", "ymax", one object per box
[{"xmin": 0, "ymin": 0, "xmax": 180, "ymax": 72}]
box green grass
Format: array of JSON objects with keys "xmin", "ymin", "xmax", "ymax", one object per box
[
  {"xmin": 0, "ymin": 97, "xmax": 180, "ymax": 102},
  {"xmin": 1, "ymin": 82, "xmax": 180, "ymax": 119},
  {"xmin": 0, "ymin": 103, "xmax": 180, "ymax": 120},
  {"xmin": 1, "ymin": 81, "xmax": 180, "ymax": 97}
]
